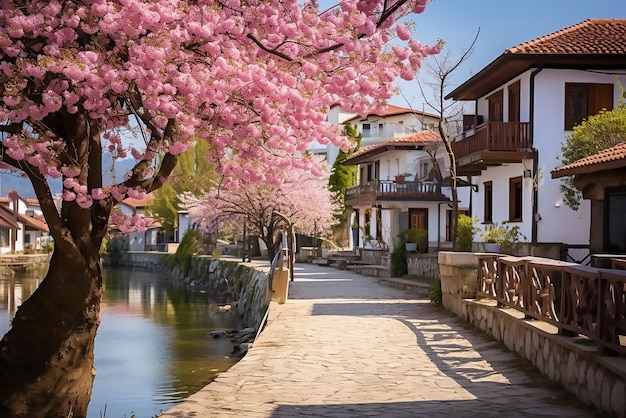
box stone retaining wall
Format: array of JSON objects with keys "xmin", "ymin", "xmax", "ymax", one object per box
[
  {"xmin": 439, "ymin": 251, "xmax": 626, "ymax": 417},
  {"xmin": 360, "ymin": 248, "xmax": 385, "ymax": 265},
  {"xmin": 407, "ymin": 252, "xmax": 439, "ymax": 278},
  {"xmin": 107, "ymin": 252, "xmax": 271, "ymax": 330},
  {"xmin": 169, "ymin": 256, "xmax": 271, "ymax": 329}
]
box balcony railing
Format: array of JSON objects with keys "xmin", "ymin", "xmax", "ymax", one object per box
[
  {"xmin": 451, "ymin": 121, "xmax": 531, "ymax": 160},
  {"xmin": 345, "ymin": 180, "xmax": 446, "ymax": 206},
  {"xmin": 477, "ymin": 254, "xmax": 626, "ymax": 356}
]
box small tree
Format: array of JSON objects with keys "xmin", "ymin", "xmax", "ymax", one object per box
[
  {"xmin": 559, "ymin": 94, "xmax": 626, "ymax": 210},
  {"xmin": 181, "ymin": 167, "xmax": 341, "ymax": 262},
  {"xmin": 147, "ymin": 140, "xmax": 217, "ymax": 234},
  {"xmin": 455, "ymin": 214, "xmax": 475, "ymax": 252},
  {"xmin": 328, "ymin": 123, "xmax": 361, "ymax": 244},
  {"xmin": 401, "ymin": 30, "xmax": 480, "ymax": 249}
]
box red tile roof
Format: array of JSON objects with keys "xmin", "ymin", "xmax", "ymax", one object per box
[
  {"xmin": 447, "ymin": 19, "xmax": 626, "ymax": 101},
  {"xmin": 0, "ymin": 210, "xmax": 19, "ymax": 229},
  {"xmin": 551, "ymin": 142, "xmax": 626, "ymax": 178},
  {"xmin": 342, "ymin": 105, "xmax": 439, "ymax": 124},
  {"xmin": 343, "ymin": 130, "xmax": 441, "ymax": 165},
  {"xmin": 509, "ymin": 19, "xmax": 626, "ymax": 55},
  {"xmin": 19, "ymin": 214, "xmax": 49, "ymax": 233},
  {"xmin": 121, "ymin": 194, "xmax": 155, "ymax": 209}
]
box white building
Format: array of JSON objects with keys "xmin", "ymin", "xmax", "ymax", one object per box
[
  {"xmin": 317, "ymin": 104, "xmax": 442, "ymax": 166},
  {"xmin": 445, "ymin": 18, "xmax": 626, "ymax": 261},
  {"xmin": 0, "ymin": 195, "xmax": 50, "ymax": 253},
  {"xmin": 343, "ymin": 130, "xmax": 471, "ymax": 251}
]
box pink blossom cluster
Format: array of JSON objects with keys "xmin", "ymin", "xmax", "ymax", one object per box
[
  {"xmin": 110, "ymin": 213, "xmax": 149, "ymax": 235},
  {"xmin": 181, "ymin": 165, "xmax": 341, "ymax": 238},
  {"xmin": 0, "ymin": 0, "xmax": 439, "ymax": 215}
]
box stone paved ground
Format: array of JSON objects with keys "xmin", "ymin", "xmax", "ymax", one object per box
[{"xmin": 161, "ymin": 262, "xmax": 599, "ymax": 418}]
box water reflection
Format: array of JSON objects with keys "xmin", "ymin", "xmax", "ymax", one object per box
[{"xmin": 0, "ymin": 267, "xmax": 243, "ymax": 418}]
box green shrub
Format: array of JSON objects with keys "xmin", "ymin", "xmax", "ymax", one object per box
[
  {"xmin": 175, "ymin": 229, "xmax": 203, "ymax": 274},
  {"xmin": 455, "ymin": 214, "xmax": 476, "ymax": 251},
  {"xmin": 429, "ymin": 277, "xmax": 442, "ymax": 306},
  {"xmin": 107, "ymin": 236, "xmax": 129, "ymax": 258},
  {"xmin": 390, "ymin": 242, "xmax": 407, "ymax": 277}
]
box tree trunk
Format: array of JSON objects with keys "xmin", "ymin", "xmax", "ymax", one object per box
[{"xmin": 0, "ymin": 245, "xmax": 103, "ymax": 418}]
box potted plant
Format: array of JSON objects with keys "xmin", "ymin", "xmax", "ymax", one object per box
[
  {"xmin": 394, "ymin": 172, "xmax": 413, "ymax": 182},
  {"xmin": 400, "ymin": 228, "xmax": 428, "ymax": 253},
  {"xmin": 479, "ymin": 223, "xmax": 526, "ymax": 254}
]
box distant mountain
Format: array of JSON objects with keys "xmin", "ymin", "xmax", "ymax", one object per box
[{"xmin": 0, "ymin": 155, "xmax": 137, "ymax": 198}]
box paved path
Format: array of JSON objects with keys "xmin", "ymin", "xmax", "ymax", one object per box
[{"xmin": 162, "ymin": 263, "xmax": 596, "ymax": 417}]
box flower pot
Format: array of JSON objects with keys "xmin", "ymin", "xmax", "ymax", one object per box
[
  {"xmin": 484, "ymin": 243, "xmax": 501, "ymax": 253},
  {"xmin": 394, "ymin": 176, "xmax": 405, "ymax": 182},
  {"xmin": 405, "ymin": 243, "xmax": 417, "ymax": 252}
]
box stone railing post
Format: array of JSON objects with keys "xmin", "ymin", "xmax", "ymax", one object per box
[{"xmin": 438, "ymin": 252, "xmax": 479, "ymax": 317}]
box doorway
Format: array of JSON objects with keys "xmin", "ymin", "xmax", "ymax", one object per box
[{"xmin": 409, "ymin": 208, "xmax": 428, "ymax": 230}]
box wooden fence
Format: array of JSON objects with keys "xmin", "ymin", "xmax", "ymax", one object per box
[{"xmin": 477, "ymin": 254, "xmax": 626, "ymax": 356}]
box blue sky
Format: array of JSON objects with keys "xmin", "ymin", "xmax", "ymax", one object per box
[{"xmin": 392, "ymin": 0, "xmax": 626, "ymax": 109}]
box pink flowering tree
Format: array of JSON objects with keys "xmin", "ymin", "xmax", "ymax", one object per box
[
  {"xmin": 182, "ymin": 166, "xmax": 341, "ymax": 262},
  {"xmin": 0, "ymin": 0, "xmax": 439, "ymax": 415}
]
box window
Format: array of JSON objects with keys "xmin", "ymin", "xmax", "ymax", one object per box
[
  {"xmin": 488, "ymin": 90, "xmax": 504, "ymax": 122},
  {"xmin": 0, "ymin": 228, "xmax": 8, "ymax": 247},
  {"xmin": 508, "ymin": 81, "xmax": 520, "ymax": 122},
  {"xmin": 420, "ymin": 162, "xmax": 429, "ymax": 179},
  {"xmin": 484, "ymin": 181, "xmax": 493, "ymax": 223},
  {"xmin": 362, "ymin": 123, "xmax": 371, "ymax": 137},
  {"xmin": 565, "ymin": 83, "xmax": 613, "ymax": 130},
  {"xmin": 509, "ymin": 176, "xmax": 523, "ymax": 221}
]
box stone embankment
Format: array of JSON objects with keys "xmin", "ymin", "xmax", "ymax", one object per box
[
  {"xmin": 109, "ymin": 251, "xmax": 272, "ymax": 336},
  {"xmin": 0, "ymin": 253, "xmax": 51, "ymax": 275},
  {"xmin": 168, "ymin": 255, "xmax": 272, "ymax": 331}
]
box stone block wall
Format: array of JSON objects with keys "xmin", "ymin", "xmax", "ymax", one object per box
[
  {"xmin": 438, "ymin": 252, "xmax": 478, "ymax": 318},
  {"xmin": 111, "ymin": 252, "xmax": 271, "ymax": 331},
  {"xmin": 439, "ymin": 251, "xmax": 626, "ymax": 417},
  {"xmin": 407, "ymin": 252, "xmax": 439, "ymax": 278},
  {"xmin": 361, "ymin": 248, "xmax": 385, "ymax": 265},
  {"xmin": 169, "ymin": 256, "xmax": 272, "ymax": 330}
]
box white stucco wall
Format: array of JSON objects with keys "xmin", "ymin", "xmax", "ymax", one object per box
[
  {"xmin": 472, "ymin": 162, "xmax": 534, "ymax": 242},
  {"xmin": 531, "ymin": 69, "xmax": 623, "ymax": 245},
  {"xmin": 471, "ymin": 68, "xmax": 624, "ymax": 246}
]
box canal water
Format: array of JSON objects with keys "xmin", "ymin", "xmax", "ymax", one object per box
[{"xmin": 0, "ymin": 267, "xmax": 244, "ymax": 418}]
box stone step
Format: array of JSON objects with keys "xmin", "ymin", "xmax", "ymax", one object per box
[{"xmin": 347, "ymin": 264, "xmax": 391, "ymax": 278}]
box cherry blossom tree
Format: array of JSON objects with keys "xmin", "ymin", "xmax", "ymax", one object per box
[
  {"xmin": 182, "ymin": 165, "xmax": 340, "ymax": 262},
  {"xmin": 0, "ymin": 0, "xmax": 440, "ymax": 415}
]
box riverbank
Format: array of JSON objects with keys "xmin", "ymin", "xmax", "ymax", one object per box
[
  {"xmin": 0, "ymin": 253, "xmax": 50, "ymax": 276},
  {"xmin": 106, "ymin": 251, "xmax": 273, "ymax": 336}
]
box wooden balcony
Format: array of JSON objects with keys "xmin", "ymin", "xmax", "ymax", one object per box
[
  {"xmin": 345, "ymin": 180, "xmax": 447, "ymax": 207},
  {"xmin": 451, "ymin": 122, "xmax": 534, "ymax": 175}
]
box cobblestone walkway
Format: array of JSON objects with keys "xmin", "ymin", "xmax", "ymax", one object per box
[{"xmin": 161, "ymin": 263, "xmax": 597, "ymax": 417}]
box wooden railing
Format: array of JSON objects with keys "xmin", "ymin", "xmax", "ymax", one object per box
[
  {"xmin": 451, "ymin": 121, "xmax": 530, "ymax": 160},
  {"xmin": 345, "ymin": 180, "xmax": 445, "ymax": 206},
  {"xmin": 477, "ymin": 254, "xmax": 626, "ymax": 356}
]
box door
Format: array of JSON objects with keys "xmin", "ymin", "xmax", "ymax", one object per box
[
  {"xmin": 606, "ymin": 189, "xmax": 626, "ymax": 253},
  {"xmin": 409, "ymin": 208, "xmax": 428, "ymax": 230}
]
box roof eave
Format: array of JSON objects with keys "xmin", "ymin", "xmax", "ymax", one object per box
[{"xmin": 446, "ymin": 53, "xmax": 626, "ymax": 101}]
